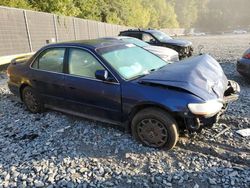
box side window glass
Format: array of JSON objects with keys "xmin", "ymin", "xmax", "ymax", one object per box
[
  {"xmin": 68, "ymin": 48, "xmax": 105, "ymax": 78},
  {"xmin": 142, "ymin": 33, "xmax": 156, "ymax": 43},
  {"xmin": 33, "ymin": 48, "xmax": 65, "ymax": 73},
  {"xmin": 127, "ymin": 33, "xmax": 142, "ymax": 40}
]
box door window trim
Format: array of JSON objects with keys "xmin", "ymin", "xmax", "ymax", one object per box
[
  {"xmin": 145, "ymin": 32, "xmax": 159, "ymax": 43},
  {"xmin": 29, "ymin": 46, "xmax": 120, "ymax": 85},
  {"xmin": 142, "ymin": 32, "xmax": 158, "ymax": 43},
  {"xmin": 31, "ymin": 47, "xmax": 66, "ymax": 74}
]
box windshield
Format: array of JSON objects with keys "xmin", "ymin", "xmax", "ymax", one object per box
[
  {"xmin": 121, "ymin": 38, "xmax": 149, "ymax": 47},
  {"xmin": 150, "ymin": 31, "xmax": 172, "ymax": 41},
  {"xmin": 98, "ymin": 44, "xmax": 167, "ymax": 80}
]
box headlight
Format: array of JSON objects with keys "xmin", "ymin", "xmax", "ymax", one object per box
[{"xmin": 188, "ymin": 100, "xmax": 223, "ymax": 116}]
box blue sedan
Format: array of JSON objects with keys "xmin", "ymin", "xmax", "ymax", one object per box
[{"xmin": 7, "ymin": 39, "xmax": 240, "ymax": 150}]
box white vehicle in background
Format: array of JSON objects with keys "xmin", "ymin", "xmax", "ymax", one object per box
[
  {"xmin": 193, "ymin": 32, "xmax": 206, "ymax": 36},
  {"xmin": 101, "ymin": 36, "xmax": 179, "ymax": 62},
  {"xmin": 233, "ymin": 30, "xmax": 247, "ymax": 34}
]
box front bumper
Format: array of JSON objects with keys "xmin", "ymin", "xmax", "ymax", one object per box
[
  {"xmin": 185, "ymin": 80, "xmax": 240, "ymax": 132},
  {"xmin": 179, "ymin": 46, "xmax": 193, "ymax": 59}
]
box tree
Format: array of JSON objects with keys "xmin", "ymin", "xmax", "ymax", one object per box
[
  {"xmin": 195, "ymin": 0, "xmax": 250, "ymax": 32},
  {"xmin": 74, "ymin": 0, "xmax": 105, "ymax": 21},
  {"xmin": 173, "ymin": 0, "xmax": 199, "ymax": 28},
  {"xmin": 143, "ymin": 0, "xmax": 179, "ymax": 28},
  {"xmin": 0, "ymin": 0, "xmax": 31, "ymax": 9},
  {"xmin": 1, "ymin": 0, "xmax": 181, "ymax": 28},
  {"xmin": 29, "ymin": 0, "xmax": 80, "ymax": 16}
]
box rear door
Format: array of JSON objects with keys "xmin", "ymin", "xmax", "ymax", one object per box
[
  {"xmin": 64, "ymin": 47, "xmax": 122, "ymax": 123},
  {"xmin": 30, "ymin": 47, "xmax": 66, "ymax": 107}
]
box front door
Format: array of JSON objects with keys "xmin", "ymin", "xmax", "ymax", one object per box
[{"xmin": 64, "ymin": 48, "xmax": 122, "ymax": 123}]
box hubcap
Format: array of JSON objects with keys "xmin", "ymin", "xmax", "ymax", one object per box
[
  {"xmin": 137, "ymin": 119, "xmax": 168, "ymax": 147},
  {"xmin": 24, "ymin": 91, "xmax": 39, "ymax": 112}
]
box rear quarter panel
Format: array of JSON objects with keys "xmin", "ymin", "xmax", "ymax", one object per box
[{"xmin": 7, "ymin": 57, "xmax": 33, "ymax": 98}]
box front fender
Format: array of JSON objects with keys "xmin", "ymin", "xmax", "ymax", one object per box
[{"xmin": 121, "ymin": 82, "xmax": 204, "ymax": 120}]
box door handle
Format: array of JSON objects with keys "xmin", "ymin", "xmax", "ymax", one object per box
[{"xmin": 69, "ymin": 86, "xmax": 76, "ymax": 90}]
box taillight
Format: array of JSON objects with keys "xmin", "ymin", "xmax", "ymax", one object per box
[{"xmin": 243, "ymin": 53, "xmax": 250, "ymax": 59}]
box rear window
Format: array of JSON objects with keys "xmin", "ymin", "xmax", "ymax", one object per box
[{"xmin": 120, "ymin": 32, "xmax": 142, "ymax": 39}]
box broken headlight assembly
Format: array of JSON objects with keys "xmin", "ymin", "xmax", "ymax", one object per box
[{"xmin": 188, "ymin": 99, "xmax": 223, "ymax": 117}]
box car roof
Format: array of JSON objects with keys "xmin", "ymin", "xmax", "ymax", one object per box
[
  {"xmin": 43, "ymin": 39, "xmax": 128, "ymax": 50},
  {"xmin": 101, "ymin": 36, "xmax": 137, "ymax": 40},
  {"xmin": 120, "ymin": 29, "xmax": 156, "ymax": 34}
]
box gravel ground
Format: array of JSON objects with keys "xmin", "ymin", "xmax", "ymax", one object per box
[{"xmin": 0, "ymin": 34, "xmax": 250, "ymax": 188}]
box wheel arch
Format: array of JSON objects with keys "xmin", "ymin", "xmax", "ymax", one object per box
[
  {"xmin": 19, "ymin": 83, "xmax": 31, "ymax": 101},
  {"xmin": 128, "ymin": 102, "xmax": 180, "ymax": 132}
]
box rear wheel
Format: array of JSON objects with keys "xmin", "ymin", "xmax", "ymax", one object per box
[
  {"xmin": 22, "ymin": 86, "xmax": 44, "ymax": 113},
  {"xmin": 131, "ymin": 108, "xmax": 179, "ymax": 150}
]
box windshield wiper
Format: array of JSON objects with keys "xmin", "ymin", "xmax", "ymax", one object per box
[
  {"xmin": 149, "ymin": 65, "xmax": 166, "ymax": 73},
  {"xmin": 149, "ymin": 68, "xmax": 156, "ymax": 72},
  {"xmin": 129, "ymin": 73, "xmax": 149, "ymax": 80},
  {"xmin": 129, "ymin": 66, "xmax": 166, "ymax": 81}
]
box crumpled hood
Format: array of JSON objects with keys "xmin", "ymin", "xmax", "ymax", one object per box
[
  {"xmin": 161, "ymin": 39, "xmax": 192, "ymax": 47},
  {"xmin": 143, "ymin": 45, "xmax": 179, "ymax": 61},
  {"xmin": 139, "ymin": 54, "xmax": 228, "ymax": 101}
]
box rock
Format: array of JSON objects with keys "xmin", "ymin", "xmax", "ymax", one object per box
[
  {"xmin": 155, "ymin": 176, "xmax": 162, "ymax": 182},
  {"xmin": 231, "ymin": 179, "xmax": 235, "ymax": 186},
  {"xmin": 114, "ymin": 148, "xmax": 119, "ymax": 154},
  {"xmin": 165, "ymin": 182, "xmax": 172, "ymax": 187},
  {"xmin": 229, "ymin": 171, "xmax": 238, "ymax": 177},
  {"xmin": 127, "ymin": 179, "xmax": 132, "ymax": 183},
  {"xmin": 99, "ymin": 167, "xmax": 104, "ymax": 175},
  {"xmin": 80, "ymin": 167, "xmax": 88, "ymax": 173},
  {"xmin": 4, "ymin": 173, "xmax": 10, "ymax": 181},
  {"xmin": 105, "ymin": 182, "xmax": 114, "ymax": 187},
  {"xmin": 167, "ymin": 176, "xmax": 172, "ymax": 182},
  {"xmin": 208, "ymin": 178, "xmax": 217, "ymax": 185},
  {"xmin": 67, "ymin": 182, "xmax": 75, "ymax": 188},
  {"xmin": 47, "ymin": 175, "xmax": 55, "ymax": 183},
  {"xmin": 194, "ymin": 183, "xmax": 199, "ymax": 188},
  {"xmin": 34, "ymin": 180, "xmax": 44, "ymax": 187}
]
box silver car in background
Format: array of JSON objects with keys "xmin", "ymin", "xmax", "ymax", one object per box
[{"xmin": 101, "ymin": 36, "xmax": 179, "ymax": 62}]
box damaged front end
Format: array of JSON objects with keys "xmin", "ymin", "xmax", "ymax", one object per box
[
  {"xmin": 138, "ymin": 54, "xmax": 240, "ymax": 133},
  {"xmin": 184, "ymin": 80, "xmax": 240, "ymax": 132}
]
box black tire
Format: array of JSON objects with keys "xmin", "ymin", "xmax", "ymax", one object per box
[
  {"xmin": 22, "ymin": 86, "xmax": 44, "ymax": 113},
  {"xmin": 131, "ymin": 108, "xmax": 179, "ymax": 150}
]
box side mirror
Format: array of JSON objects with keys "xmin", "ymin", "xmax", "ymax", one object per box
[
  {"xmin": 150, "ymin": 39, "xmax": 156, "ymax": 44},
  {"xmin": 95, "ymin": 70, "xmax": 108, "ymax": 81}
]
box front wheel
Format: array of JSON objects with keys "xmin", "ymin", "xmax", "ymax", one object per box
[
  {"xmin": 131, "ymin": 108, "xmax": 179, "ymax": 150},
  {"xmin": 22, "ymin": 86, "xmax": 44, "ymax": 113}
]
